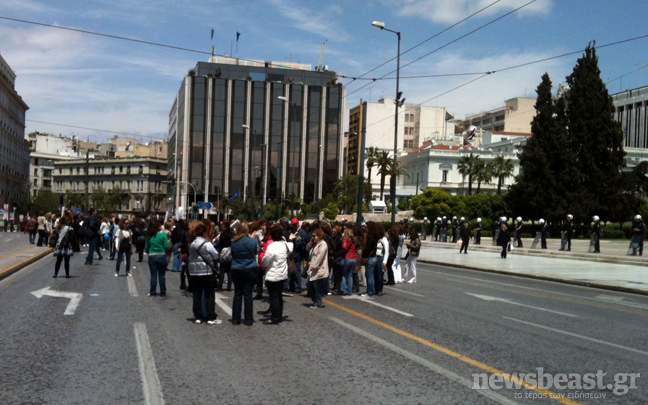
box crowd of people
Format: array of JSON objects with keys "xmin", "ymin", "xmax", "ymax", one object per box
[{"xmin": 30, "ymin": 209, "xmax": 422, "ymax": 326}]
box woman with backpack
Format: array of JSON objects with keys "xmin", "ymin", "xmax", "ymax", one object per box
[
  {"xmin": 188, "ymin": 221, "xmax": 222, "ymax": 325},
  {"xmin": 115, "ymin": 219, "xmax": 134, "ymax": 277},
  {"xmin": 52, "ymin": 216, "xmax": 74, "ymax": 278}
]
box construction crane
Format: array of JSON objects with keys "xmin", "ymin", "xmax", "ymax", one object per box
[{"xmin": 315, "ymin": 40, "xmax": 327, "ymax": 71}]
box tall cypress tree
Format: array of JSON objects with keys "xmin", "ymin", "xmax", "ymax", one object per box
[
  {"xmin": 565, "ymin": 44, "xmax": 626, "ymax": 221},
  {"xmin": 508, "ymin": 73, "xmax": 575, "ymax": 222}
]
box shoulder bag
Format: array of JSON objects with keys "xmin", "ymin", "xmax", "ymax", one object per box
[{"xmin": 284, "ymin": 242, "xmax": 297, "ymax": 275}]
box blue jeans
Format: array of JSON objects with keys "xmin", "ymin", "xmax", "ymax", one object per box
[
  {"xmin": 231, "ymin": 267, "xmax": 257, "ymax": 323},
  {"xmin": 364, "ymin": 257, "xmax": 376, "ymax": 296},
  {"xmin": 374, "ymin": 255, "xmax": 384, "ymax": 294},
  {"xmin": 116, "ymin": 250, "xmax": 132, "ymax": 274},
  {"xmin": 148, "ymin": 255, "xmax": 167, "ymax": 296},
  {"xmin": 308, "ymin": 278, "xmax": 327, "ymax": 307},
  {"xmin": 340, "ymin": 258, "xmax": 355, "ymax": 295},
  {"xmin": 289, "ymin": 259, "xmax": 303, "ymax": 293},
  {"xmin": 171, "ymin": 243, "xmax": 183, "ymax": 271}
]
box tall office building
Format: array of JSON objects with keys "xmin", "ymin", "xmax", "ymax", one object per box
[
  {"xmin": 168, "ymin": 57, "xmax": 345, "ymax": 216},
  {"xmin": 612, "ymin": 86, "xmax": 648, "ymax": 149}
]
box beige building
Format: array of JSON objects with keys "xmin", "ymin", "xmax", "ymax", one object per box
[
  {"xmin": 458, "ymin": 97, "xmax": 536, "ymax": 134},
  {"xmin": 52, "ymin": 156, "xmax": 168, "ymax": 215}
]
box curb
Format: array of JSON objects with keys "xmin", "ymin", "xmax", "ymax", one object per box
[
  {"xmin": 420, "ymin": 242, "xmax": 647, "ymax": 267},
  {"xmin": 0, "ymin": 248, "xmax": 53, "ymax": 281},
  {"xmin": 418, "ymin": 258, "xmax": 648, "ymax": 297}
]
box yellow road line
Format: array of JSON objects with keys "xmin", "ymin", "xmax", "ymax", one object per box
[
  {"xmin": 0, "ymin": 248, "xmax": 53, "ymax": 279},
  {"xmin": 323, "ymin": 298, "xmax": 583, "ymax": 405},
  {"xmin": 428, "ymin": 273, "xmax": 648, "ymax": 317},
  {"xmin": 0, "ymin": 245, "xmax": 39, "ymax": 261}
]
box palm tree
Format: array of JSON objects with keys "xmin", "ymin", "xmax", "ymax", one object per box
[
  {"xmin": 457, "ymin": 153, "xmax": 481, "ymax": 195},
  {"xmin": 376, "ymin": 151, "xmax": 392, "ymax": 200},
  {"xmin": 365, "ymin": 147, "xmax": 379, "ymax": 185},
  {"xmin": 474, "ymin": 160, "xmax": 494, "ymax": 194},
  {"xmin": 489, "ymin": 155, "xmax": 515, "ymax": 195}
]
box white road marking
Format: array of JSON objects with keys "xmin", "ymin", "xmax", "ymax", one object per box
[
  {"xmin": 427, "ymin": 269, "xmax": 648, "ymax": 310},
  {"xmin": 504, "ymin": 317, "xmax": 648, "ymax": 356},
  {"xmin": 330, "ymin": 317, "xmax": 520, "ymax": 405},
  {"xmin": 214, "ymin": 293, "xmax": 232, "ymax": 317},
  {"xmin": 134, "ymin": 322, "xmax": 165, "ymax": 405},
  {"xmin": 384, "ymin": 286, "xmax": 424, "ymax": 297},
  {"xmin": 348, "ymin": 295, "xmax": 414, "ymax": 317},
  {"xmin": 465, "ymin": 292, "xmax": 577, "ymax": 317},
  {"xmin": 128, "ymin": 275, "xmax": 138, "ymax": 297},
  {"xmin": 31, "ymin": 287, "xmax": 82, "ymax": 315}
]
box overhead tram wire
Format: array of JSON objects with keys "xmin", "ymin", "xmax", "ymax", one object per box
[
  {"xmin": 343, "ymin": 0, "xmax": 537, "ymax": 100},
  {"xmin": 360, "ymin": 32, "xmax": 648, "ymax": 143},
  {"xmin": 26, "ymin": 119, "xmax": 166, "ymax": 142},
  {"xmin": 340, "ymin": 0, "xmax": 503, "ymax": 86},
  {"xmin": 0, "ymin": 16, "xmax": 260, "ymax": 64}
]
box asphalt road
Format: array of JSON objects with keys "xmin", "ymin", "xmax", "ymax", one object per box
[{"xmin": 1, "ymin": 235, "xmax": 646, "ymax": 404}]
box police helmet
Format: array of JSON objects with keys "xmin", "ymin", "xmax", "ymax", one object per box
[
  {"xmin": 567, "ymin": 214, "xmax": 573, "ymax": 220},
  {"xmin": 539, "ymin": 219, "xmax": 545, "ymax": 224},
  {"xmin": 460, "ymin": 217, "xmax": 465, "ymax": 221},
  {"xmin": 477, "ymin": 218, "xmax": 482, "ymax": 222},
  {"xmin": 636, "ymin": 215, "xmax": 643, "ymax": 221},
  {"xmin": 516, "ymin": 217, "xmax": 522, "ymax": 223},
  {"xmin": 452, "ymin": 216, "xmax": 457, "ymax": 220},
  {"xmin": 593, "ymin": 215, "xmax": 599, "ymax": 222}
]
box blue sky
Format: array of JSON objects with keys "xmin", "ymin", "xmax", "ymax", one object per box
[{"xmin": 1, "ymin": 0, "xmax": 647, "ymax": 144}]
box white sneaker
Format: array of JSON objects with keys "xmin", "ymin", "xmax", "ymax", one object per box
[
  {"xmin": 114, "ymin": 273, "xmax": 119, "ymax": 277},
  {"xmin": 207, "ymin": 319, "xmax": 222, "ymax": 325},
  {"xmin": 195, "ymin": 319, "xmax": 202, "ymax": 324}
]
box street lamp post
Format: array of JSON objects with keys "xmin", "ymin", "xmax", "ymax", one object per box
[
  {"xmin": 163, "ymin": 180, "xmax": 197, "ymax": 219},
  {"xmin": 372, "ymin": 20, "xmax": 401, "ymax": 227}
]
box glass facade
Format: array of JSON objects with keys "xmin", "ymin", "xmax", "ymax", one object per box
[{"xmin": 173, "ymin": 62, "xmax": 343, "ymax": 211}]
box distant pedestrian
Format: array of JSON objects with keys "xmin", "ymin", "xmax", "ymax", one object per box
[
  {"xmin": 84, "ymin": 209, "xmax": 102, "ymax": 265},
  {"xmin": 216, "ymin": 220, "xmax": 234, "ymax": 292},
  {"xmin": 115, "ymin": 219, "xmax": 133, "ymax": 277},
  {"xmin": 459, "ymin": 222, "xmax": 471, "ymax": 254},
  {"xmin": 230, "ymin": 221, "xmax": 259, "ymax": 325},
  {"xmin": 539, "ymin": 219, "xmax": 548, "ymax": 249},
  {"xmin": 188, "ymin": 221, "xmax": 222, "ymax": 325},
  {"xmin": 498, "ymin": 223, "xmax": 510, "ymax": 259},
  {"xmin": 134, "ymin": 220, "xmax": 147, "ymax": 262},
  {"xmin": 261, "ymin": 224, "xmax": 295, "ymax": 324},
  {"xmin": 560, "ymin": 214, "xmax": 574, "ymax": 251},
  {"xmin": 403, "ymin": 229, "xmax": 420, "ymax": 283},
  {"xmin": 630, "ymin": 215, "xmax": 645, "ymax": 256},
  {"xmin": 52, "ymin": 216, "xmax": 74, "ymax": 278},
  {"xmin": 145, "ymin": 218, "xmax": 169, "ymax": 297},
  {"xmin": 339, "ymin": 228, "xmax": 356, "ymax": 295},
  {"xmin": 109, "ymin": 218, "xmax": 120, "ymax": 260},
  {"xmin": 451, "ymin": 216, "xmax": 459, "ymax": 243},
  {"xmin": 27, "ymin": 217, "xmax": 37, "ymax": 244},
  {"xmin": 36, "ymin": 211, "xmax": 47, "ymax": 246},
  {"xmin": 307, "ymin": 229, "xmax": 329, "ymax": 308},
  {"xmin": 591, "ymin": 216, "xmax": 601, "ymax": 254}
]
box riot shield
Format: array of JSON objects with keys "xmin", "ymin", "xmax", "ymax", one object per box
[
  {"xmin": 492, "ymin": 229, "xmax": 500, "ymax": 246},
  {"xmin": 588, "ymin": 234, "xmax": 598, "ymax": 253},
  {"xmin": 440, "ymin": 230, "xmax": 447, "ymax": 242},
  {"xmin": 530, "ymin": 232, "xmax": 541, "ymax": 249},
  {"xmin": 559, "ymin": 234, "xmax": 567, "ymax": 251}
]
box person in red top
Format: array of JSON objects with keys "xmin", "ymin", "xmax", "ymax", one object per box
[{"xmin": 340, "ymin": 227, "xmax": 356, "ymax": 297}]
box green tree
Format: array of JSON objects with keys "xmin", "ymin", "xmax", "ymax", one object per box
[
  {"xmin": 474, "ymin": 159, "xmax": 493, "ymax": 194},
  {"xmin": 376, "ymin": 151, "xmax": 392, "ymax": 200},
  {"xmin": 457, "ymin": 153, "xmax": 481, "ymax": 195},
  {"xmin": 31, "ymin": 191, "xmax": 58, "ymax": 215},
  {"xmin": 332, "ymin": 174, "xmax": 371, "ymax": 213},
  {"xmin": 566, "ymin": 43, "xmax": 626, "ymax": 222},
  {"xmin": 323, "ymin": 203, "xmax": 339, "ymax": 221},
  {"xmin": 65, "ymin": 192, "xmax": 85, "ymax": 209},
  {"xmin": 507, "ymin": 73, "xmax": 575, "ymax": 222},
  {"xmin": 489, "ymin": 155, "xmax": 514, "ymax": 195},
  {"xmin": 411, "ymin": 188, "xmax": 452, "ymax": 220},
  {"xmin": 365, "ymin": 147, "xmax": 379, "ymax": 185}
]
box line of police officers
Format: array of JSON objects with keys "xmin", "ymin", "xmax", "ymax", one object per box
[{"xmin": 423, "ymin": 214, "xmax": 646, "ymax": 257}]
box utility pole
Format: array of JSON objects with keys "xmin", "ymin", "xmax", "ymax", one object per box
[{"xmin": 84, "ymin": 150, "xmax": 90, "ymax": 210}]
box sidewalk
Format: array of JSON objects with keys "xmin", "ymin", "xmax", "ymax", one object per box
[
  {"xmin": 417, "ymin": 237, "xmax": 648, "ymax": 296},
  {"xmin": 0, "ymin": 245, "xmax": 53, "ymax": 281}
]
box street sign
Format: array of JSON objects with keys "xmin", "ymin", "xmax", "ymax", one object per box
[
  {"xmin": 197, "ymin": 201, "xmax": 213, "ymax": 210},
  {"xmin": 73, "ymin": 208, "xmax": 82, "ymax": 214}
]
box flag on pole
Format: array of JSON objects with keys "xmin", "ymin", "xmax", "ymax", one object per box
[
  {"xmin": 229, "ymin": 189, "xmax": 240, "ymax": 200},
  {"xmin": 465, "ymin": 128, "xmax": 476, "ymax": 142},
  {"xmin": 236, "ymin": 31, "xmax": 240, "ymax": 41},
  {"xmin": 211, "ymin": 29, "xmax": 214, "ymax": 40}
]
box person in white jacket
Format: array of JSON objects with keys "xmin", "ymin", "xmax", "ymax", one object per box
[{"xmin": 261, "ymin": 224, "xmax": 296, "ymax": 324}]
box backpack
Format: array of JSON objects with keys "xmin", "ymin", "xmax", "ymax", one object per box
[
  {"xmin": 120, "ymin": 231, "xmax": 132, "ymax": 251},
  {"xmin": 48, "ymin": 229, "xmax": 59, "ymax": 248}
]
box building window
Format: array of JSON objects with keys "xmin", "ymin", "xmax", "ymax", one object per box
[
  {"xmin": 119, "ymin": 166, "xmax": 123, "ymax": 173},
  {"xmin": 442, "ymin": 170, "xmax": 448, "ymax": 184}
]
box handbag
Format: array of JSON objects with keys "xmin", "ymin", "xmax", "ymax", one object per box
[
  {"xmin": 220, "ymin": 247, "xmax": 232, "ymax": 263},
  {"xmin": 285, "ymin": 242, "xmax": 298, "ymax": 275}
]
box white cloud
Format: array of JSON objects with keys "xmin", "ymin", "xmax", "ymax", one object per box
[
  {"xmin": 265, "ymin": 0, "xmax": 350, "ymax": 42},
  {"xmin": 391, "ymin": 0, "xmax": 553, "ymax": 24}
]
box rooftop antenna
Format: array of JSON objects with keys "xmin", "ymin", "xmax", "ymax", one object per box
[{"xmin": 316, "ymin": 40, "xmax": 327, "ymax": 71}]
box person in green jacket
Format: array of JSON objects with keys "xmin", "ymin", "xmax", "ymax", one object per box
[{"xmin": 145, "ymin": 218, "xmax": 170, "ymax": 297}]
